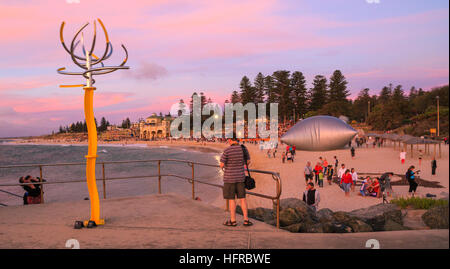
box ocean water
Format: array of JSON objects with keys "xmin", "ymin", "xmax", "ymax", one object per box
[{"xmin": 0, "ymin": 141, "xmax": 223, "ymax": 207}]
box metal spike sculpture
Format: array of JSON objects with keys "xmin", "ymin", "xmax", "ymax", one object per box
[{"xmin": 57, "ymin": 19, "xmax": 129, "ymax": 226}]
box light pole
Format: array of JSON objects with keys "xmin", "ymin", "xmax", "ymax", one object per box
[{"xmin": 436, "ymin": 96, "xmax": 440, "ymax": 137}]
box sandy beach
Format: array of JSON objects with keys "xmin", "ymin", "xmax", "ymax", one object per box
[{"xmin": 5, "ymin": 137, "xmax": 449, "ymax": 213}]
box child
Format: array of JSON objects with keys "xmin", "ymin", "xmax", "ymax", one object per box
[
  {"xmin": 326, "ymin": 165, "xmax": 334, "ymax": 185},
  {"xmin": 318, "ymin": 171, "xmax": 324, "ymax": 187}
]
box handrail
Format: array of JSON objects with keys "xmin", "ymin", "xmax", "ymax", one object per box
[
  {"xmin": 0, "ymin": 159, "xmax": 282, "ymax": 228},
  {"xmin": 0, "ymin": 189, "xmax": 22, "ymax": 198}
]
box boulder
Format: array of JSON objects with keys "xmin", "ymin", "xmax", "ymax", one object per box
[
  {"xmin": 349, "ymin": 203, "xmax": 403, "ymax": 231},
  {"xmin": 321, "ymin": 222, "xmax": 353, "ymax": 233},
  {"xmin": 282, "ymin": 221, "xmax": 323, "ymax": 233},
  {"xmin": 422, "ymin": 204, "xmax": 449, "ymax": 229},
  {"xmin": 278, "ymin": 198, "xmax": 317, "ymax": 222},
  {"xmin": 332, "ymin": 211, "xmax": 373, "ymax": 233},
  {"xmin": 317, "ymin": 208, "xmax": 334, "ymax": 222},
  {"xmin": 254, "ymin": 207, "xmax": 275, "ymax": 222},
  {"xmin": 279, "ymin": 208, "xmax": 304, "ymax": 227},
  {"xmin": 384, "ymin": 219, "xmax": 409, "ymax": 231},
  {"xmin": 236, "ymin": 206, "xmax": 275, "ymax": 223}
]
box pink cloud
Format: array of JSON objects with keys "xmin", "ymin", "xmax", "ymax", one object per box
[{"xmin": 0, "ymin": 92, "xmax": 134, "ymax": 114}]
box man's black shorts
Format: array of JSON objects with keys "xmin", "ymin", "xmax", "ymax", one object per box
[
  {"xmin": 305, "ymin": 174, "xmax": 313, "ymax": 181},
  {"xmin": 223, "ymin": 182, "xmax": 246, "ymax": 199}
]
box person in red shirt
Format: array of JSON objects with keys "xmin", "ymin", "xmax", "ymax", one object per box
[
  {"xmin": 369, "ymin": 178, "xmax": 380, "ymax": 198},
  {"xmin": 340, "ymin": 169, "xmax": 353, "ymax": 197},
  {"xmin": 314, "ymin": 162, "xmax": 323, "ymax": 184}
]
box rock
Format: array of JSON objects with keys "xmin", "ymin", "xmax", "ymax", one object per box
[
  {"xmin": 279, "ymin": 208, "xmax": 303, "ymax": 227},
  {"xmin": 422, "ymin": 204, "xmax": 449, "ymax": 229},
  {"xmin": 384, "ymin": 219, "xmax": 409, "ymax": 231},
  {"xmin": 282, "ymin": 221, "xmax": 322, "ymax": 233},
  {"xmin": 321, "ymin": 222, "xmax": 352, "ymax": 233},
  {"xmin": 332, "ymin": 211, "xmax": 373, "ymax": 233},
  {"xmin": 282, "ymin": 223, "xmax": 302, "ymax": 233},
  {"xmin": 236, "ymin": 206, "xmax": 275, "ymax": 223},
  {"xmin": 254, "ymin": 207, "xmax": 275, "ymax": 222},
  {"xmin": 349, "ymin": 203, "xmax": 403, "ymax": 231},
  {"xmin": 279, "ymin": 198, "xmax": 315, "ymax": 215},
  {"xmin": 317, "ymin": 208, "xmax": 334, "ymax": 222},
  {"xmin": 278, "ymin": 198, "xmax": 317, "ymax": 222}
]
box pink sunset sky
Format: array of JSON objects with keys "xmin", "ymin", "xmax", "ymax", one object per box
[{"xmin": 0, "ymin": 0, "xmax": 448, "ymax": 137}]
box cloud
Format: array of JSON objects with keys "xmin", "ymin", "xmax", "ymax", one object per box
[{"xmin": 128, "ymin": 62, "xmax": 168, "ymax": 80}]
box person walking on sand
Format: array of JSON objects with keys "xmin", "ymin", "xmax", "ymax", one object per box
[
  {"xmin": 220, "ymin": 136, "xmax": 253, "ymax": 227},
  {"xmin": 333, "ymin": 156, "xmax": 339, "ymax": 176},
  {"xmin": 350, "ymin": 146, "xmax": 355, "ymax": 159},
  {"xmin": 302, "ymin": 183, "xmax": 320, "ymax": 212},
  {"xmin": 350, "ymin": 168, "xmax": 358, "ymax": 192},
  {"xmin": 314, "ymin": 162, "xmax": 323, "ymax": 185},
  {"xmin": 326, "ymin": 165, "xmax": 333, "ymax": 185},
  {"xmin": 323, "ymin": 158, "xmax": 328, "ymax": 175},
  {"xmin": 340, "ymin": 169, "xmax": 353, "ymax": 197},
  {"xmin": 431, "ymin": 158, "xmax": 437, "ymax": 175},
  {"xmin": 400, "ymin": 150, "xmax": 406, "ymax": 164},
  {"xmin": 304, "ymin": 161, "xmax": 314, "ymax": 183},
  {"xmin": 418, "ymin": 150, "xmax": 423, "ymax": 166},
  {"xmin": 406, "ymin": 165, "xmax": 418, "ymax": 197},
  {"xmin": 337, "ymin": 164, "xmax": 346, "ymax": 182}
]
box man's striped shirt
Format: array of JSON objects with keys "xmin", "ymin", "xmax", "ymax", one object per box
[{"xmin": 220, "ymin": 143, "xmax": 250, "ymax": 183}]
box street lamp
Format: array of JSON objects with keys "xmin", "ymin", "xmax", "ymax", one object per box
[{"xmin": 436, "ymin": 96, "xmax": 440, "ymax": 137}]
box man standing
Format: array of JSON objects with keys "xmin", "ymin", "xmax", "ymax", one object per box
[
  {"xmin": 304, "ymin": 161, "xmax": 313, "ymax": 183},
  {"xmin": 333, "ymin": 156, "xmax": 339, "ymax": 176},
  {"xmin": 338, "ymin": 164, "xmax": 346, "ymax": 182},
  {"xmin": 431, "ymin": 158, "xmax": 437, "ymax": 176},
  {"xmin": 302, "ymin": 183, "xmax": 320, "ymax": 212},
  {"xmin": 220, "ymin": 137, "xmax": 253, "ymax": 227}
]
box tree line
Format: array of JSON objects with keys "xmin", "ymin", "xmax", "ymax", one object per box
[
  {"xmin": 58, "ymin": 117, "xmax": 132, "ymax": 133},
  {"xmin": 227, "ymin": 70, "xmax": 448, "ymax": 134}
]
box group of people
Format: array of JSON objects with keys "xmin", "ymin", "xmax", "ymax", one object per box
[
  {"xmin": 19, "ymin": 175, "xmax": 43, "ymax": 205},
  {"xmin": 303, "ymin": 156, "xmax": 336, "ymax": 188},
  {"xmin": 281, "ymin": 145, "xmax": 296, "ymax": 163}
]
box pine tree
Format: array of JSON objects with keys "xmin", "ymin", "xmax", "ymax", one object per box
[
  {"xmin": 264, "ymin": 75, "xmax": 276, "ymax": 103},
  {"xmin": 328, "ymin": 70, "xmax": 349, "ymax": 103},
  {"xmin": 230, "ymin": 91, "xmax": 240, "ymax": 104},
  {"xmin": 239, "ymin": 76, "xmax": 256, "ymax": 104},
  {"xmin": 290, "ymin": 71, "xmax": 308, "ymax": 119},
  {"xmin": 254, "ymin": 72, "xmax": 266, "ymax": 103},
  {"xmin": 309, "ymin": 75, "xmax": 328, "ymax": 111},
  {"xmin": 272, "ymin": 70, "xmax": 292, "ymax": 122}
]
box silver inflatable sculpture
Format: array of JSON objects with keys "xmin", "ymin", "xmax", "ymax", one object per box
[{"xmin": 281, "ymin": 115, "xmax": 357, "ymax": 151}]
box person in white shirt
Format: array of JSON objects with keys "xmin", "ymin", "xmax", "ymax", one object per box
[
  {"xmin": 400, "ymin": 151, "xmax": 406, "ymax": 164},
  {"xmin": 351, "ymin": 168, "xmax": 358, "ymax": 192},
  {"xmin": 338, "ymin": 164, "xmax": 346, "ymax": 180}
]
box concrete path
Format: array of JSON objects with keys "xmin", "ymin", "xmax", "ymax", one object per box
[{"xmin": 0, "ymin": 193, "xmax": 448, "ymax": 249}]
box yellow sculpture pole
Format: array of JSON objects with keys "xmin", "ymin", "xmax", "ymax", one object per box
[
  {"xmin": 58, "ymin": 19, "xmax": 129, "ymax": 227},
  {"xmin": 83, "ymin": 86, "xmax": 104, "ymax": 226}
]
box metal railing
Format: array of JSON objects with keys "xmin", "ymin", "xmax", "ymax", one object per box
[{"xmin": 0, "ymin": 159, "xmax": 282, "ymax": 228}]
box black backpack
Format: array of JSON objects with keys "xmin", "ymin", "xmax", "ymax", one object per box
[{"xmin": 241, "ymin": 145, "xmax": 255, "ymax": 190}]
